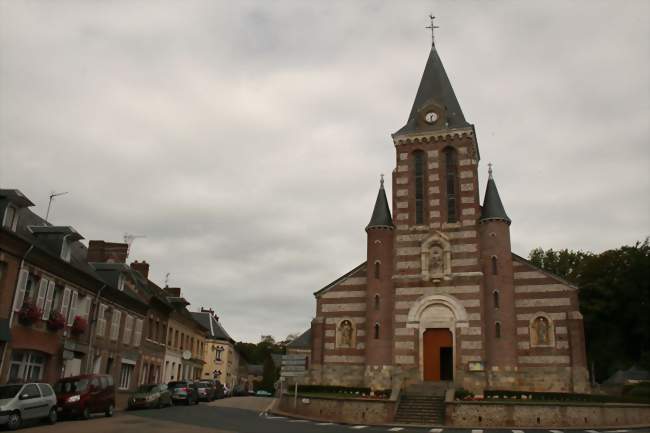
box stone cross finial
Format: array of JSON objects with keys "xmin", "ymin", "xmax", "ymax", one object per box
[
  {"xmin": 488, "ymin": 162, "xmax": 493, "ymax": 179},
  {"xmin": 425, "ymin": 14, "xmax": 439, "ymax": 47},
  {"xmin": 380, "ymin": 173, "xmax": 384, "ymax": 187}
]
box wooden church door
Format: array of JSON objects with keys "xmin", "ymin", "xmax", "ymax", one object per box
[{"xmin": 423, "ymin": 328, "xmax": 453, "ymax": 381}]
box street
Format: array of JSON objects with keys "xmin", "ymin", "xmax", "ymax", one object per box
[{"xmin": 9, "ymin": 397, "xmax": 650, "ymax": 433}]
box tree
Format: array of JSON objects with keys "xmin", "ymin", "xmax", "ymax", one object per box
[{"xmin": 529, "ymin": 239, "xmax": 650, "ymax": 382}]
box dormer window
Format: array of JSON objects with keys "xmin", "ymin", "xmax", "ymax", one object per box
[
  {"xmin": 60, "ymin": 238, "xmax": 72, "ymax": 262},
  {"xmin": 117, "ymin": 274, "xmax": 126, "ymax": 292},
  {"xmin": 2, "ymin": 205, "xmax": 18, "ymax": 231}
]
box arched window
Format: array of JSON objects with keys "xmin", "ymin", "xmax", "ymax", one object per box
[
  {"xmin": 374, "ymin": 294, "xmax": 380, "ymax": 310},
  {"xmin": 443, "ymin": 147, "xmax": 458, "ymax": 223},
  {"xmin": 374, "ymin": 261, "xmax": 380, "ymax": 279},
  {"xmin": 495, "ymin": 322, "xmax": 501, "ymax": 338},
  {"xmin": 413, "ymin": 150, "xmax": 425, "ymax": 224},
  {"xmin": 374, "ymin": 322, "xmax": 380, "ymax": 339},
  {"xmin": 491, "ymin": 256, "xmax": 498, "ymax": 275},
  {"xmin": 493, "ymin": 290, "xmax": 499, "ymax": 309}
]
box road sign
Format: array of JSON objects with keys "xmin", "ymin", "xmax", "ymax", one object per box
[{"xmin": 281, "ymin": 354, "xmax": 307, "ymax": 377}]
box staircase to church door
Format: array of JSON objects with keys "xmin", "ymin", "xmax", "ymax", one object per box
[{"xmin": 393, "ymin": 383, "xmax": 447, "ymax": 425}]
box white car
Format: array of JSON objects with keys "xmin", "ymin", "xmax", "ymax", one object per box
[{"xmin": 0, "ymin": 383, "xmax": 58, "ymax": 430}]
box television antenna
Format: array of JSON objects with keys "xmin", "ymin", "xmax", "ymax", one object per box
[{"xmin": 45, "ymin": 191, "xmax": 69, "ymax": 223}]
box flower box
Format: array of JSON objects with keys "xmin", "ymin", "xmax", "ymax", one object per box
[
  {"xmin": 17, "ymin": 302, "xmax": 42, "ymax": 326},
  {"xmin": 70, "ymin": 316, "xmax": 87, "ymax": 335},
  {"xmin": 46, "ymin": 311, "xmax": 66, "ymax": 331}
]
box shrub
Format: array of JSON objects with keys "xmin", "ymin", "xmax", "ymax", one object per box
[{"xmin": 455, "ymin": 387, "xmax": 474, "ymax": 400}]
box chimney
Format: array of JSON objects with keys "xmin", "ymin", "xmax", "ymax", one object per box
[
  {"xmin": 88, "ymin": 240, "xmax": 129, "ymax": 263},
  {"xmin": 164, "ymin": 287, "xmax": 181, "ymax": 297},
  {"xmin": 200, "ymin": 307, "xmax": 214, "ymax": 314},
  {"xmin": 130, "ymin": 260, "xmax": 150, "ymax": 279}
]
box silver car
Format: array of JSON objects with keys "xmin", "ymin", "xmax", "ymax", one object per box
[{"xmin": 0, "ymin": 383, "xmax": 58, "ymax": 430}]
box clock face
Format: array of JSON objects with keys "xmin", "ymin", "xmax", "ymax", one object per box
[{"xmin": 425, "ymin": 111, "xmax": 438, "ymax": 124}]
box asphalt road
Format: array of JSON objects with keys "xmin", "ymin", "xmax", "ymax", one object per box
[{"xmin": 12, "ymin": 399, "xmax": 650, "ymax": 433}]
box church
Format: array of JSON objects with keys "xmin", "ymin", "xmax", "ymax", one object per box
[{"xmin": 292, "ymin": 42, "xmax": 590, "ymax": 394}]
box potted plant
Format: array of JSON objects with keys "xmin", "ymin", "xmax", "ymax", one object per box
[
  {"xmin": 17, "ymin": 302, "xmax": 42, "ymax": 326},
  {"xmin": 46, "ymin": 311, "xmax": 66, "ymax": 331},
  {"xmin": 70, "ymin": 315, "xmax": 87, "ymax": 336}
]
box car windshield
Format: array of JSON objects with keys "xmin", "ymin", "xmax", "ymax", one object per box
[
  {"xmin": 136, "ymin": 385, "xmax": 156, "ymax": 393},
  {"xmin": 0, "ymin": 385, "xmax": 23, "ymax": 399},
  {"xmin": 55, "ymin": 379, "xmax": 89, "ymax": 394},
  {"xmin": 168, "ymin": 382, "xmax": 187, "ymax": 388},
  {"xmin": 198, "ymin": 382, "xmax": 211, "ymax": 388}
]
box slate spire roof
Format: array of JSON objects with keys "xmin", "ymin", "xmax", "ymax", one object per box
[
  {"xmin": 395, "ymin": 45, "xmax": 470, "ymax": 135},
  {"xmin": 366, "ymin": 175, "xmax": 394, "ymax": 230},
  {"xmin": 480, "ymin": 164, "xmax": 511, "ymax": 225}
]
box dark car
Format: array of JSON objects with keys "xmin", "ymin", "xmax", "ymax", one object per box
[
  {"xmin": 167, "ymin": 381, "xmax": 199, "ymax": 405},
  {"xmin": 195, "ymin": 381, "xmax": 215, "ymax": 402},
  {"xmin": 232, "ymin": 385, "xmax": 248, "ymax": 396},
  {"xmin": 127, "ymin": 384, "xmax": 172, "ymax": 410},
  {"xmin": 55, "ymin": 374, "xmax": 115, "ymax": 420}
]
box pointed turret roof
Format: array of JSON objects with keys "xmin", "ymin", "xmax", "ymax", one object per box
[
  {"xmin": 480, "ymin": 165, "xmax": 511, "ymax": 224},
  {"xmin": 395, "ymin": 46, "xmax": 470, "ymax": 135},
  {"xmin": 366, "ymin": 176, "xmax": 394, "ymax": 230}
]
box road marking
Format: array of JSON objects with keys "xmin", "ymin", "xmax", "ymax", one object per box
[
  {"xmin": 288, "ymin": 419, "xmax": 309, "ymax": 422},
  {"xmin": 472, "ymin": 430, "xmax": 483, "ymax": 433},
  {"xmin": 586, "ymin": 430, "xmax": 600, "ymax": 433},
  {"xmin": 430, "ymin": 429, "xmax": 443, "ymax": 433},
  {"xmin": 389, "ymin": 428, "xmax": 404, "ymax": 432},
  {"xmin": 550, "ymin": 430, "xmax": 564, "ymax": 433},
  {"xmin": 605, "ymin": 431, "xmax": 628, "ymax": 433},
  {"xmin": 512, "ymin": 430, "xmax": 525, "ymax": 433},
  {"xmin": 350, "ymin": 427, "xmax": 368, "ymax": 430},
  {"xmin": 266, "ymin": 416, "xmax": 286, "ymax": 419},
  {"xmin": 316, "ymin": 422, "xmax": 335, "ymax": 425}
]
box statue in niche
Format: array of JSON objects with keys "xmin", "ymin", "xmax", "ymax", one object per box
[
  {"xmin": 532, "ymin": 316, "xmax": 550, "ymax": 345},
  {"xmin": 430, "ymin": 245, "xmax": 444, "ymax": 275},
  {"xmin": 339, "ymin": 320, "xmax": 353, "ymax": 347}
]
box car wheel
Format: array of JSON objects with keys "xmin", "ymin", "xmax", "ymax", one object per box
[
  {"xmin": 81, "ymin": 406, "xmax": 91, "ymax": 420},
  {"xmin": 105, "ymin": 403, "xmax": 114, "ymax": 417},
  {"xmin": 47, "ymin": 407, "xmax": 58, "ymax": 425},
  {"xmin": 7, "ymin": 412, "xmax": 21, "ymax": 430}
]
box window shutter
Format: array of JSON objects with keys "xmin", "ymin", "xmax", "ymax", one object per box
[
  {"xmin": 96, "ymin": 304, "xmax": 107, "ymax": 336},
  {"xmin": 42, "ymin": 280, "xmax": 55, "ymax": 319},
  {"xmin": 133, "ymin": 319, "xmax": 143, "ymax": 346},
  {"xmin": 110, "ymin": 310, "xmax": 122, "ymax": 341},
  {"xmin": 12, "ymin": 269, "xmax": 29, "ymax": 312},
  {"xmin": 35, "ymin": 279, "xmax": 48, "ymax": 310},
  {"xmin": 67, "ymin": 290, "xmax": 78, "ymax": 325},
  {"xmin": 80, "ymin": 297, "xmax": 91, "ymax": 320},
  {"xmin": 60, "ymin": 287, "xmax": 71, "ymax": 318},
  {"xmin": 122, "ymin": 315, "xmax": 133, "ymax": 344}
]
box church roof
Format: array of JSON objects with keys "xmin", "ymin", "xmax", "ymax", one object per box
[
  {"xmin": 287, "ymin": 328, "xmax": 311, "ymax": 349},
  {"xmin": 366, "ymin": 177, "xmax": 394, "ymax": 230},
  {"xmin": 395, "ymin": 46, "xmax": 470, "ymax": 135},
  {"xmin": 480, "ymin": 167, "xmax": 511, "ymax": 224}
]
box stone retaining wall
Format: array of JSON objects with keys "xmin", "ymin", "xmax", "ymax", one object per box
[
  {"xmin": 277, "ymin": 394, "xmax": 396, "ymax": 425},
  {"xmin": 446, "ymin": 401, "xmax": 650, "ymax": 427}
]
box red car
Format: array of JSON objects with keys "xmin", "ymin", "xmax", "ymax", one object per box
[{"xmin": 54, "ymin": 374, "xmax": 115, "ymax": 419}]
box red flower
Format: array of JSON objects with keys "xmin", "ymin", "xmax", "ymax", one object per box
[
  {"xmin": 17, "ymin": 302, "xmax": 43, "ymax": 325},
  {"xmin": 71, "ymin": 316, "xmax": 87, "ymax": 335},
  {"xmin": 46, "ymin": 311, "xmax": 66, "ymax": 331}
]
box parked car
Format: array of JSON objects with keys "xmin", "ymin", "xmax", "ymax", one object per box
[
  {"xmin": 167, "ymin": 381, "xmax": 199, "ymax": 405},
  {"xmin": 127, "ymin": 384, "xmax": 172, "ymax": 410},
  {"xmin": 232, "ymin": 385, "xmax": 248, "ymax": 396},
  {"xmin": 54, "ymin": 374, "xmax": 115, "ymax": 420},
  {"xmin": 0, "ymin": 383, "xmax": 58, "ymax": 430},
  {"xmin": 255, "ymin": 389, "xmax": 272, "ymax": 397},
  {"xmin": 195, "ymin": 381, "xmax": 216, "ymax": 402}
]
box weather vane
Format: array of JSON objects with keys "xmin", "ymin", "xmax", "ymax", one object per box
[{"xmin": 425, "ymin": 14, "xmax": 439, "ymax": 47}]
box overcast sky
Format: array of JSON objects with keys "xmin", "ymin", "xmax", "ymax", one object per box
[{"xmin": 1, "ymin": 1, "xmax": 648, "ymax": 342}]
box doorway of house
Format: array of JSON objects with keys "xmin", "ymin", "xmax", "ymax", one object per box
[{"xmin": 423, "ymin": 328, "xmax": 453, "ymax": 381}]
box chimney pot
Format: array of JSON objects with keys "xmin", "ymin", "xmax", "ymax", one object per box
[{"xmin": 130, "ymin": 260, "xmax": 150, "ymax": 279}]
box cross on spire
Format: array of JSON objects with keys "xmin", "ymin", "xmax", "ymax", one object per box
[
  {"xmin": 380, "ymin": 173, "xmax": 385, "ymax": 187},
  {"xmin": 488, "ymin": 162, "xmax": 493, "ymax": 179},
  {"xmin": 425, "ymin": 14, "xmax": 439, "ymax": 47}
]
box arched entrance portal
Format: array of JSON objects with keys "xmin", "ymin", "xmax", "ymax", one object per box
[
  {"xmin": 406, "ymin": 294, "xmax": 469, "ymax": 383},
  {"xmin": 423, "ymin": 329, "xmax": 453, "ymax": 381}
]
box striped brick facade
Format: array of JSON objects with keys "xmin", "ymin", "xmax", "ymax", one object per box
[{"xmin": 305, "ymin": 45, "xmax": 589, "ymax": 394}]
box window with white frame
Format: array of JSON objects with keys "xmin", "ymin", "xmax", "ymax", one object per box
[
  {"xmin": 110, "ymin": 310, "xmax": 122, "ymax": 341},
  {"xmin": 117, "ymin": 274, "xmax": 125, "ymax": 292},
  {"xmin": 215, "ymin": 346, "xmax": 224, "ymax": 362},
  {"xmin": 12, "ymin": 269, "xmax": 29, "ymax": 312},
  {"xmin": 60, "ymin": 287, "xmax": 72, "ymax": 318},
  {"xmin": 8, "ymin": 350, "xmax": 46, "ymax": 382},
  {"xmin": 122, "ymin": 315, "xmax": 134, "ymax": 345},
  {"xmin": 35, "ymin": 278, "xmax": 49, "ymax": 310},
  {"xmin": 118, "ymin": 363, "xmax": 134, "ymax": 390},
  {"xmin": 41, "ymin": 280, "xmax": 55, "ymax": 319},
  {"xmin": 96, "ymin": 304, "xmax": 107, "ymax": 337},
  {"xmin": 2, "ymin": 205, "xmax": 19, "ymax": 231},
  {"xmin": 60, "ymin": 237, "xmax": 72, "ymax": 262}
]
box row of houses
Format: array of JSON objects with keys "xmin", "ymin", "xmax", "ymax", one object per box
[{"xmin": 0, "ymin": 188, "xmax": 253, "ymax": 407}]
